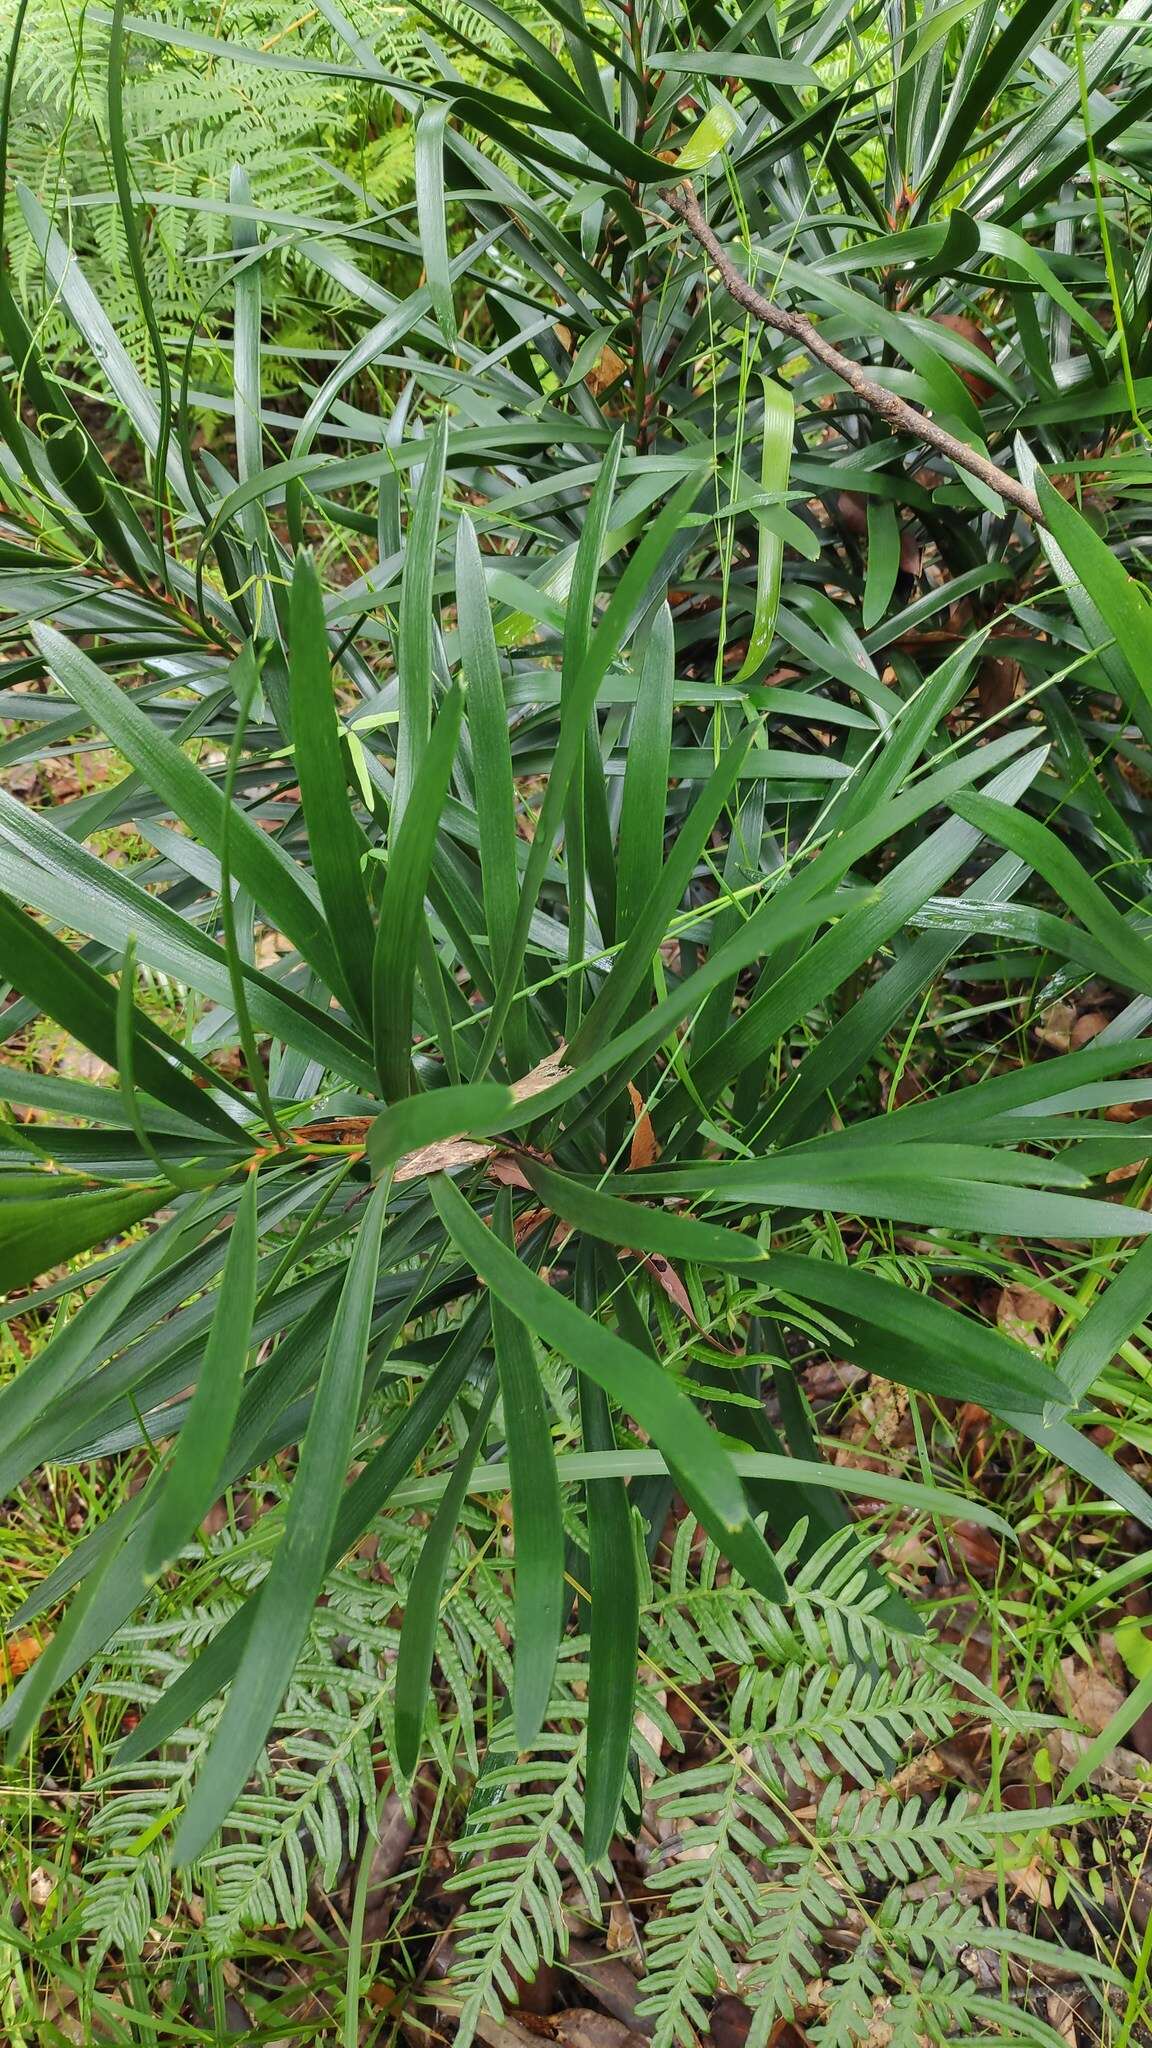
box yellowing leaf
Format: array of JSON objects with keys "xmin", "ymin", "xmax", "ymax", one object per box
[{"xmin": 675, "ymin": 101, "xmax": 742, "ymax": 171}]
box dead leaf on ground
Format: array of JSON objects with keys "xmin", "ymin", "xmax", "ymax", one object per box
[
  {"xmin": 473, "ymin": 2015, "xmax": 549, "ymax": 2048},
  {"xmin": 565, "ymin": 1944, "xmax": 651, "ymax": 2034},
  {"xmin": 1048, "ymin": 1727, "xmax": 1151, "ymax": 1793},
  {"xmin": 1035, "ymin": 1001, "xmax": 1077, "ymax": 1054},
  {"xmin": 1008, "ymin": 1856, "xmax": 1052, "ymax": 1908},
  {"xmin": 946, "ymin": 1520, "xmax": 1003, "ymax": 1579},
  {"xmin": 996, "ymin": 1283, "xmax": 1056, "ymax": 1350},
  {"xmin": 606, "ymin": 1896, "xmax": 639, "ymax": 1955},
  {"xmin": 707, "ymin": 1996, "xmax": 755, "ymax": 2048},
  {"xmin": 1, "ymin": 1632, "xmax": 47, "ymax": 1685},
  {"xmin": 1057, "ymin": 1655, "xmax": 1127, "ymax": 1736},
  {"xmin": 365, "ymin": 1789, "xmax": 415, "ymax": 1891},
  {"xmin": 978, "ymin": 655, "xmax": 1022, "ymax": 719},
  {"xmin": 1071, "ymin": 1009, "xmax": 1111, "ymax": 1048},
  {"xmin": 1045, "ymin": 1992, "xmax": 1080, "ymax": 2047},
  {"xmin": 553, "ymin": 2009, "xmax": 648, "ymax": 2048}
]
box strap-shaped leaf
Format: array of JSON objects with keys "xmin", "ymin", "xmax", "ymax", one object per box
[
  {"xmin": 393, "ymin": 1376, "xmax": 497, "ymax": 1777},
  {"xmin": 0, "ymin": 1182, "xmax": 168, "ymax": 1298},
  {"xmin": 456, "ymin": 514, "xmax": 529, "ymax": 1073},
  {"xmin": 118, "ymin": 1299, "xmax": 493, "ymax": 1765},
  {"xmin": 734, "ymin": 378, "xmax": 793, "ymax": 679},
  {"xmin": 172, "ymin": 1175, "xmax": 390, "ymax": 1865},
  {"xmin": 491, "ymin": 1189, "xmax": 564, "ymax": 1750},
  {"xmin": 430, "ymin": 1172, "xmax": 785, "ymax": 1600},
  {"xmin": 289, "ymin": 551, "xmax": 376, "ymax": 1027},
  {"xmin": 578, "ymin": 1248, "xmax": 640, "ymax": 1864},
  {"xmin": 0, "ymin": 1206, "xmax": 186, "ymax": 1450},
  {"xmin": 0, "ymin": 889, "xmax": 244, "ymax": 1141},
  {"xmin": 144, "ymin": 1174, "xmax": 258, "ymax": 1577},
  {"xmin": 31, "ymin": 624, "xmax": 350, "ymax": 1008},
  {"xmin": 367, "ymin": 1082, "xmax": 514, "ymax": 1176},
  {"xmin": 394, "ymin": 413, "xmax": 449, "ymax": 827},
  {"xmin": 415, "ymin": 102, "xmax": 457, "ymax": 349},
  {"xmin": 373, "ymin": 683, "xmax": 464, "ymax": 1099},
  {"xmin": 757, "ymin": 1252, "xmax": 1069, "ymax": 1416}
]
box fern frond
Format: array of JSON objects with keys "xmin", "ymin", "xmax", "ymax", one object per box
[{"xmin": 444, "ymin": 1724, "xmax": 598, "ymax": 2048}]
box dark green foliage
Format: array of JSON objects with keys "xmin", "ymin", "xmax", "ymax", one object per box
[{"xmin": 1, "ymin": 6, "xmax": 1151, "ymax": 2028}]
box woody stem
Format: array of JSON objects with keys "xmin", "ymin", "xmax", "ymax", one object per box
[{"xmin": 664, "ymin": 181, "xmax": 1045, "ymax": 529}]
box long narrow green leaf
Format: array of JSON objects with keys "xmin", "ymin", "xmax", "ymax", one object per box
[
  {"xmin": 491, "ymin": 1189, "xmax": 564, "ymax": 1751},
  {"xmin": 171, "ymin": 1176, "xmax": 390, "ymax": 1866},
  {"xmin": 455, "ymin": 514, "xmax": 528, "ymax": 1073},
  {"xmin": 115, "ymin": 936, "xmax": 209, "ymax": 1193},
  {"xmin": 430, "ymin": 1173, "xmax": 785, "ymax": 1598},
  {"xmin": 373, "ymin": 684, "xmax": 464, "ymax": 1098},
  {"xmin": 1035, "ymin": 471, "xmax": 1152, "ymax": 744},
  {"xmin": 520, "ymin": 1156, "xmax": 760, "ymax": 1264},
  {"xmin": 615, "ymin": 602, "xmax": 674, "ymax": 944},
  {"xmin": 393, "ymin": 1377, "xmax": 496, "ymax": 1777},
  {"xmin": 0, "ymin": 1207, "xmax": 186, "ymax": 1450},
  {"xmin": 219, "ymin": 648, "xmax": 291, "ymax": 1147},
  {"xmin": 230, "ymin": 163, "xmax": 266, "ymax": 565},
  {"xmin": 289, "ymin": 551, "xmax": 376, "ymax": 1026},
  {"xmin": 394, "ymin": 414, "xmax": 449, "ymax": 827},
  {"xmin": 579, "ymin": 1247, "xmax": 640, "ymax": 1864},
  {"xmin": 952, "ymin": 792, "xmax": 1152, "ymax": 996},
  {"xmin": 144, "ymin": 1175, "xmax": 258, "ymax": 1577},
  {"xmin": 0, "ymin": 889, "xmax": 242, "ymax": 1141},
  {"xmin": 479, "ymin": 463, "xmax": 707, "ymax": 1069},
  {"xmin": 415, "ymin": 103, "xmax": 457, "ymax": 349},
  {"xmin": 735, "ymin": 379, "xmax": 793, "ymax": 680},
  {"xmin": 118, "ymin": 1300, "xmax": 492, "ymax": 1766},
  {"xmin": 31, "ymin": 624, "xmax": 350, "ymax": 1007},
  {"xmin": 367, "ymin": 1082, "xmax": 514, "ymax": 1177},
  {"xmin": 757, "ymin": 1252, "xmax": 1068, "ymax": 1416},
  {"xmin": 0, "ymin": 1183, "xmax": 167, "ymax": 1298},
  {"xmin": 1057, "ymin": 1236, "xmax": 1152, "ymax": 1407}
]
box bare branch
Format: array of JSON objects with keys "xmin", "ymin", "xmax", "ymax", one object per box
[{"xmin": 664, "ymin": 181, "xmax": 1045, "ymax": 529}]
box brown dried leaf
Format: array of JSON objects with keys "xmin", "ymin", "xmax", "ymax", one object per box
[
  {"xmin": 553, "ymin": 2010, "xmax": 647, "ymax": 2048},
  {"xmin": 1035, "ymin": 1001, "xmax": 1076, "ymax": 1053},
  {"xmin": 394, "ymin": 1137, "xmax": 493, "ymax": 1184},
  {"xmin": 931, "ymin": 312, "xmax": 996, "ymax": 404},
  {"xmin": 708, "ymin": 1997, "xmax": 755, "ymax": 2048},
  {"xmin": 1047, "ymin": 1727, "xmax": 1150, "ymax": 1793},
  {"xmin": 1070, "ymin": 1009, "xmax": 1111, "ymax": 1049},
  {"xmin": 1, "ymin": 1632, "xmax": 46, "ymax": 1685},
  {"xmin": 1057, "ymin": 1655, "xmax": 1127, "ymax": 1736},
  {"xmin": 487, "ymin": 1154, "xmax": 535, "ymax": 1191},
  {"xmin": 996, "ymin": 1284, "xmax": 1056, "ymax": 1350},
  {"xmin": 627, "ymin": 1084, "xmax": 661, "ymax": 1171},
  {"xmin": 511, "ymin": 1048, "xmax": 572, "ymax": 1102},
  {"xmin": 393, "ymin": 1048, "xmax": 572, "ymax": 1184},
  {"xmin": 978, "ymin": 655, "xmax": 1022, "ymax": 720},
  {"xmin": 565, "ymin": 1943, "xmax": 650, "ymax": 2033},
  {"xmin": 634, "ymin": 1255, "xmax": 739, "ymax": 1353}
]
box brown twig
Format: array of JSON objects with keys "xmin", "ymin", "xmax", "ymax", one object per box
[{"xmin": 664, "ymin": 181, "xmax": 1045, "ymax": 528}]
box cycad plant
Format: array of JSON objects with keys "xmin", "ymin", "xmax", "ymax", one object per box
[{"xmin": 3, "ymin": 0, "xmax": 1152, "ymax": 1893}]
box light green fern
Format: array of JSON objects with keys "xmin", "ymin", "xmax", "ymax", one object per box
[
  {"xmin": 80, "ymin": 1510, "xmax": 1090, "ymax": 2048},
  {"xmin": 1, "ymin": 0, "xmax": 529, "ymax": 380}
]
